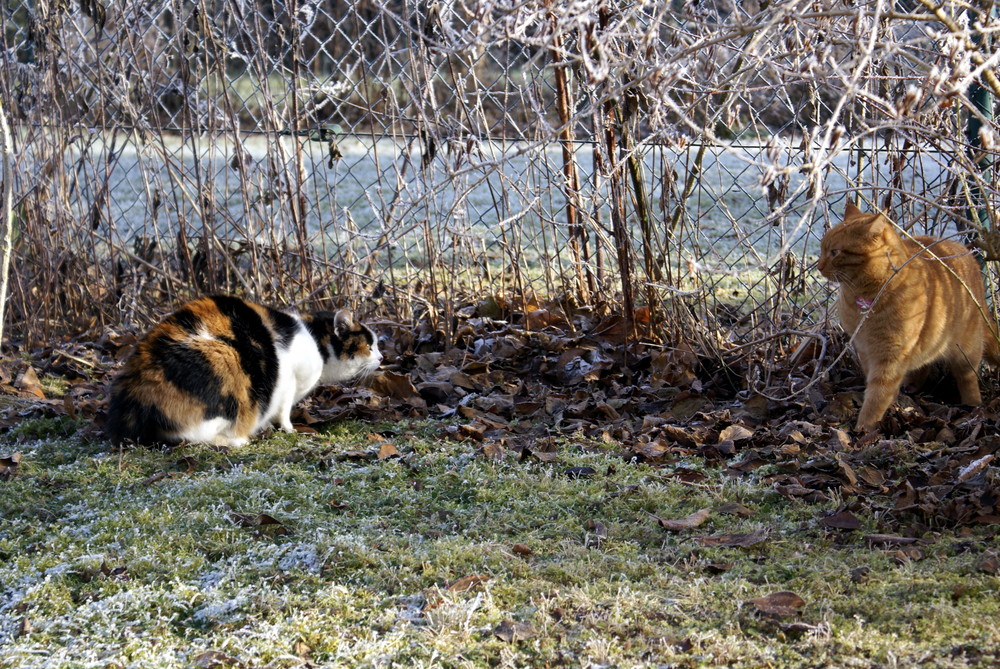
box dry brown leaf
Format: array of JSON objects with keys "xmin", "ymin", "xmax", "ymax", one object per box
[
  {"xmin": 14, "ymin": 366, "xmax": 45, "ymax": 399},
  {"xmin": 835, "ymin": 453, "xmax": 858, "ymax": 487},
  {"xmin": 512, "ymin": 543, "xmax": 533, "ymax": 556},
  {"xmin": 633, "ymin": 439, "xmax": 672, "ymax": 461},
  {"xmin": 660, "ymin": 424, "xmax": 700, "ymax": 447},
  {"xmin": 480, "ymin": 442, "xmax": 505, "ymax": 460},
  {"xmin": 749, "ymin": 591, "xmax": 806, "ymax": 618},
  {"xmin": 377, "ymin": 442, "xmax": 402, "ymax": 460},
  {"xmin": 519, "ymin": 445, "xmax": 558, "ymax": 462},
  {"xmin": 416, "ymin": 381, "xmax": 454, "ymax": 404},
  {"xmin": 0, "ymin": 453, "xmax": 22, "ymax": 480},
  {"xmin": 668, "ymin": 467, "xmax": 708, "ymax": 484},
  {"xmin": 193, "ymin": 650, "xmax": 244, "ymax": 668},
  {"xmin": 228, "ymin": 512, "xmax": 290, "ymax": 535},
  {"xmin": 693, "ymin": 527, "xmax": 769, "ymax": 548},
  {"xmin": 728, "ymin": 456, "xmax": 767, "ymax": 474},
  {"xmin": 652, "ymin": 508, "xmax": 711, "ymax": 532},
  {"xmin": 718, "ymin": 424, "xmax": 753, "ymax": 443},
  {"xmin": 369, "ymin": 371, "xmax": 422, "ymax": 403},
  {"xmin": 977, "ymin": 554, "xmax": 1000, "ymax": 575},
  {"xmin": 703, "ymin": 562, "xmax": 734, "ymax": 574},
  {"xmin": 828, "ymin": 428, "xmax": 851, "ymax": 450},
  {"xmin": 670, "ymin": 393, "xmax": 710, "ymax": 421},
  {"xmin": 856, "ymin": 465, "xmax": 885, "ymax": 487},
  {"xmin": 292, "ymin": 639, "xmax": 312, "ymax": 658},
  {"xmin": 774, "ymin": 483, "xmax": 829, "ymax": 503},
  {"xmin": 865, "ymin": 534, "xmax": 918, "ymax": 546},
  {"xmin": 447, "ymin": 574, "xmax": 490, "ymax": 593},
  {"xmin": 585, "ymin": 519, "xmax": 608, "ymax": 539},
  {"xmin": 819, "ymin": 511, "xmax": 861, "ymax": 531},
  {"xmin": 715, "ymin": 501, "xmax": 754, "ymax": 518},
  {"xmin": 339, "ymin": 449, "xmax": 375, "ymax": 460},
  {"xmin": 893, "ymin": 547, "xmax": 924, "ymax": 563},
  {"xmin": 494, "ymin": 619, "xmax": 537, "ymax": 642}
]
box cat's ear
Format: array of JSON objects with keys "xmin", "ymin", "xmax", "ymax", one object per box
[
  {"xmin": 333, "ymin": 309, "xmax": 356, "ymax": 337},
  {"xmin": 866, "ymin": 213, "xmax": 889, "ymax": 238},
  {"xmin": 844, "ymin": 201, "xmax": 864, "ymax": 218}
]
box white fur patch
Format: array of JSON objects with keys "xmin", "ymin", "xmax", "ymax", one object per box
[
  {"xmin": 174, "ymin": 417, "xmax": 232, "ymax": 444},
  {"xmin": 319, "ymin": 336, "xmax": 382, "ymax": 385},
  {"xmin": 259, "ymin": 321, "xmax": 324, "ymax": 432}
]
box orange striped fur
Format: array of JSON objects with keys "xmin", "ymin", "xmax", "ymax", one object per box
[{"xmin": 818, "ymin": 204, "xmax": 999, "ymax": 431}]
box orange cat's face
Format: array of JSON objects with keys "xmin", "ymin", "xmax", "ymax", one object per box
[{"xmin": 817, "ymin": 204, "xmax": 890, "ymax": 284}]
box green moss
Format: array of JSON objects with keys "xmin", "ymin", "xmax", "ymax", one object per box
[{"xmin": 6, "ymin": 415, "xmax": 86, "ymax": 442}]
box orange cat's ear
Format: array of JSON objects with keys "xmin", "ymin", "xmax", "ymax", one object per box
[
  {"xmin": 844, "ymin": 202, "xmax": 864, "ymax": 218},
  {"xmin": 865, "ymin": 214, "xmax": 889, "ymax": 238}
]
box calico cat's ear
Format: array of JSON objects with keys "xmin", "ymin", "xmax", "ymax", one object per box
[
  {"xmin": 844, "ymin": 201, "xmax": 864, "ymax": 218},
  {"xmin": 333, "ymin": 309, "xmax": 356, "ymax": 337}
]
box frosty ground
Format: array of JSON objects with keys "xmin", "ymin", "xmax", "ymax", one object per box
[{"xmin": 2, "ymin": 413, "xmax": 1000, "ymax": 668}]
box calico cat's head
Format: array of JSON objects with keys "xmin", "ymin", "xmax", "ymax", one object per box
[
  {"xmin": 309, "ymin": 309, "xmax": 383, "ymax": 384},
  {"xmin": 818, "ymin": 203, "xmax": 898, "ymax": 284}
]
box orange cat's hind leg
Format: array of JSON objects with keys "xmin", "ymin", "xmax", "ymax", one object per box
[
  {"xmin": 857, "ymin": 368, "xmax": 905, "ymax": 432},
  {"xmin": 901, "ymin": 366, "xmax": 930, "ymax": 395},
  {"xmin": 948, "ymin": 357, "xmax": 983, "ymax": 406}
]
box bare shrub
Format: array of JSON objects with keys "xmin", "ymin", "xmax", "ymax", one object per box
[{"xmin": 0, "ymin": 0, "xmax": 998, "ymax": 398}]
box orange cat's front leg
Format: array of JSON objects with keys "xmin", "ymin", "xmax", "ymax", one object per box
[{"xmin": 856, "ymin": 366, "xmax": 905, "ymax": 431}]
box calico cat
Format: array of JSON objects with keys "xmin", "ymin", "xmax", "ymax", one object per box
[
  {"xmin": 107, "ymin": 295, "xmax": 382, "ymax": 446},
  {"xmin": 818, "ymin": 203, "xmax": 999, "ymax": 431}
]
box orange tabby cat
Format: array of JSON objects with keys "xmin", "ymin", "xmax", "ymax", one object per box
[{"xmin": 818, "ymin": 203, "xmax": 999, "ymax": 431}]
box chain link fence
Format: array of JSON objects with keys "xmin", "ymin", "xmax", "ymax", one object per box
[{"xmin": 2, "ymin": 0, "xmax": 998, "ymax": 394}]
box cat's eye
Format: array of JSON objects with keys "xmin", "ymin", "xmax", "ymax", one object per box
[{"xmin": 829, "ymin": 249, "xmax": 840, "ymax": 257}]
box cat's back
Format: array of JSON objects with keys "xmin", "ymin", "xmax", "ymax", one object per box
[{"xmin": 903, "ymin": 235, "xmax": 985, "ymax": 301}]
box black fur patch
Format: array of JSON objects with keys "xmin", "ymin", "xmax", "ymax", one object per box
[
  {"xmin": 149, "ymin": 335, "xmax": 238, "ymax": 420},
  {"xmin": 168, "ymin": 306, "xmax": 203, "ymax": 335},
  {"xmin": 305, "ymin": 312, "xmax": 335, "ymax": 362},
  {"xmin": 210, "ymin": 296, "xmax": 278, "ymax": 409},
  {"xmin": 107, "ymin": 372, "xmax": 179, "ymax": 444},
  {"xmin": 268, "ymin": 307, "xmax": 300, "ymax": 348}
]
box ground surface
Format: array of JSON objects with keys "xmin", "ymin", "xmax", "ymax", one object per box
[
  {"xmin": 4, "ymin": 305, "xmax": 1000, "ymax": 667},
  {"xmin": 2, "ymin": 414, "xmax": 1000, "ymax": 668}
]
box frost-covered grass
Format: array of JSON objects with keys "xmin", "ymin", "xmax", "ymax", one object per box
[{"xmin": 2, "ymin": 419, "xmax": 1000, "ymax": 668}]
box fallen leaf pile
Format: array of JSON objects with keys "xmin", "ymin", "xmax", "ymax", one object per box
[{"xmin": 3, "ymin": 294, "xmax": 1000, "ymax": 536}]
